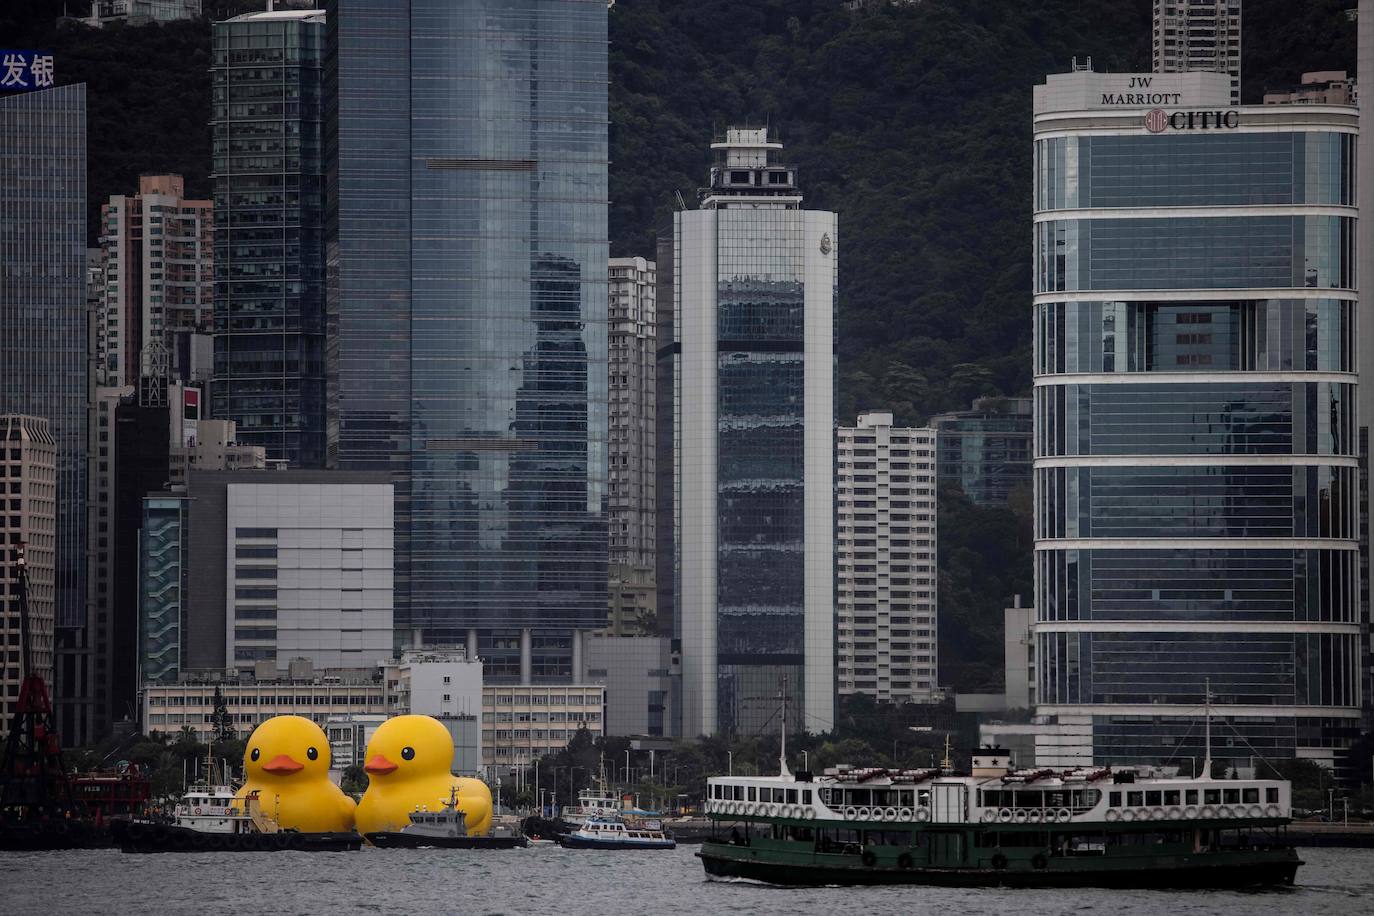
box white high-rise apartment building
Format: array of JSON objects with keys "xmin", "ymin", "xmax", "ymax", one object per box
[
  {"xmin": 836, "ymin": 412, "xmax": 938, "ymax": 704},
  {"xmin": 99, "ymin": 174, "xmax": 213, "ymax": 388},
  {"xmin": 1153, "ymin": 0, "xmax": 1242, "ymax": 105},
  {"xmin": 672, "ymin": 127, "xmax": 835, "ymax": 736},
  {"xmin": 608, "ymin": 257, "xmax": 656, "ymax": 633}
]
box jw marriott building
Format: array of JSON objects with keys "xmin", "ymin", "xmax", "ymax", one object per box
[{"xmin": 1031, "ymin": 69, "xmax": 1361, "ymax": 768}]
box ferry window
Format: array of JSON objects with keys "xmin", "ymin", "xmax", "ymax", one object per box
[
  {"xmin": 1127, "ymin": 792, "xmax": 1144, "ymax": 807},
  {"xmin": 1266, "ymin": 788, "xmax": 1279, "ymax": 803},
  {"xmin": 802, "ymin": 790, "xmax": 812, "ymax": 805},
  {"xmin": 748, "ymin": 787, "xmax": 756, "ymax": 802},
  {"xmin": 1109, "ymin": 791, "xmax": 1121, "ymax": 807},
  {"xmin": 1204, "ymin": 789, "xmax": 1221, "ymax": 805},
  {"xmin": 1163, "ymin": 791, "xmax": 1180, "ymax": 806},
  {"xmin": 850, "ymin": 790, "xmax": 871, "ymax": 806},
  {"xmin": 1186, "ymin": 790, "xmax": 1199, "ymax": 805},
  {"xmin": 1242, "ymin": 788, "xmax": 1259, "ymax": 804},
  {"xmin": 1223, "ymin": 789, "xmax": 1240, "ymax": 805},
  {"xmin": 733, "ymin": 786, "xmax": 743, "ymax": 801},
  {"xmin": 787, "ymin": 790, "xmax": 798, "ymax": 804},
  {"xmin": 871, "ymin": 790, "xmax": 890, "ymax": 807},
  {"xmin": 819, "ymin": 788, "xmax": 831, "ymax": 804},
  {"xmin": 1145, "ymin": 791, "xmax": 1162, "ymax": 807}
]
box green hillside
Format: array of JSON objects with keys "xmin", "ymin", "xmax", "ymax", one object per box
[{"xmin": 4, "ymin": 0, "xmax": 1357, "ymax": 692}]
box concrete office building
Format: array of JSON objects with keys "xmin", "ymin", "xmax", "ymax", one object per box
[
  {"xmin": 930, "ymin": 396, "xmax": 1033, "ymax": 507},
  {"xmin": 324, "ymin": 713, "xmax": 387, "ymax": 771},
  {"xmin": 836, "ymin": 413, "xmax": 938, "ymax": 704},
  {"xmin": 1360, "ymin": 0, "xmax": 1374, "ymax": 734},
  {"xmin": 325, "ymin": 1, "xmax": 609, "ymax": 677},
  {"xmin": 383, "ymin": 648, "xmax": 483, "ymax": 772},
  {"xmin": 583, "ymin": 635, "xmax": 676, "ymax": 737},
  {"xmin": 0, "ymin": 417, "xmax": 56, "ymax": 736},
  {"xmin": 668, "ymin": 127, "xmax": 836, "ymax": 736},
  {"xmin": 99, "ymin": 175, "xmax": 213, "ymax": 388},
  {"xmin": 0, "ymin": 85, "xmax": 88, "ymax": 641},
  {"xmin": 142, "ymin": 673, "xmax": 387, "ymax": 740},
  {"xmin": 1152, "ymin": 0, "xmax": 1242, "ymax": 105},
  {"xmin": 212, "ymin": 8, "xmax": 328, "ymax": 467},
  {"xmin": 607, "ymin": 257, "xmax": 657, "ymax": 634},
  {"xmin": 1033, "ymin": 68, "xmax": 1361, "ymax": 768},
  {"xmin": 143, "ymin": 470, "xmax": 392, "ymax": 680},
  {"xmin": 482, "ymin": 684, "xmax": 606, "ymax": 769}
]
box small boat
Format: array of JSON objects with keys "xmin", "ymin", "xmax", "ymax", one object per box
[
  {"xmin": 366, "ymin": 788, "xmax": 529, "ymax": 849},
  {"xmin": 557, "ymin": 815, "xmax": 676, "ymax": 850}
]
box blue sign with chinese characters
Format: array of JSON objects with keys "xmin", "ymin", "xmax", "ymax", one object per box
[{"xmin": 0, "ymin": 50, "xmax": 55, "ymax": 92}]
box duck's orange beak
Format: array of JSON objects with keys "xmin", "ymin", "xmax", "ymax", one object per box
[
  {"xmin": 365, "ymin": 754, "xmax": 397, "ymax": 775},
  {"xmin": 262, "ymin": 754, "xmax": 303, "ymax": 775}
]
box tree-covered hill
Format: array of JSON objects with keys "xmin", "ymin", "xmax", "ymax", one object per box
[{"xmin": 4, "ymin": 0, "xmax": 1358, "ymax": 691}]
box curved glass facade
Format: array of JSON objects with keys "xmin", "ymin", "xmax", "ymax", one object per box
[
  {"xmin": 1035, "ymin": 300, "xmax": 1355, "ymax": 375},
  {"xmin": 1036, "ymin": 132, "xmax": 1356, "ymax": 210},
  {"xmin": 325, "ymin": 0, "xmax": 608, "ymax": 675},
  {"xmin": 1032, "ymin": 110, "xmax": 1360, "ymax": 763},
  {"xmin": 1036, "ymin": 215, "xmax": 1355, "ymax": 292}
]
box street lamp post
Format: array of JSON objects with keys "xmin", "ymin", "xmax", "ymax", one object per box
[
  {"xmin": 728, "ymin": 751, "xmax": 733, "ymax": 776},
  {"xmin": 802, "ymin": 750, "xmax": 808, "ymax": 772}
]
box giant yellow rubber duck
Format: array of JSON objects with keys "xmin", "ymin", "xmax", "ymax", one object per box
[
  {"xmin": 235, "ymin": 715, "xmax": 356, "ymax": 833},
  {"xmin": 356, "ymin": 715, "xmax": 492, "ymax": 837}
]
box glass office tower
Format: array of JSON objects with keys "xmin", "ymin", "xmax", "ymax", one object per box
[
  {"xmin": 0, "ymin": 85, "xmax": 88, "ymax": 630},
  {"xmin": 212, "ymin": 9, "xmax": 327, "ymax": 468},
  {"xmin": 1032, "ymin": 70, "xmax": 1362, "ymax": 768},
  {"xmin": 324, "ymin": 1, "xmax": 608, "ymax": 678},
  {"xmin": 673, "ymin": 128, "xmax": 835, "ymax": 736}
]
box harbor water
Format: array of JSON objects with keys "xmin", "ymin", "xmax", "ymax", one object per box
[{"xmin": 1, "ymin": 845, "xmax": 1370, "ymax": 914}]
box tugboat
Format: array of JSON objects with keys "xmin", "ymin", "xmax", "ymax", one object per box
[
  {"xmin": 112, "ymin": 758, "xmax": 361, "ymax": 853},
  {"xmin": 558, "ymin": 814, "xmax": 676, "ymax": 850},
  {"xmin": 365, "ymin": 787, "xmax": 529, "ymax": 849},
  {"xmin": 697, "ymin": 690, "xmax": 1301, "ymax": 888}
]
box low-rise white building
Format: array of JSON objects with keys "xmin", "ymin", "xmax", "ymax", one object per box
[
  {"xmin": 142, "ymin": 674, "xmax": 387, "ymax": 739},
  {"xmin": 482, "ymin": 684, "xmax": 605, "ymax": 769}
]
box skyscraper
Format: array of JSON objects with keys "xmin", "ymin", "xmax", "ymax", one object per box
[
  {"xmin": 1032, "ymin": 68, "xmax": 1361, "ymax": 769},
  {"xmin": 99, "ymin": 174, "xmax": 213, "ymax": 388},
  {"xmin": 0, "ymin": 416, "xmax": 56, "ymax": 738},
  {"xmin": 325, "ymin": 1, "xmax": 608, "ymax": 678},
  {"xmin": 1152, "ymin": 0, "xmax": 1242, "ymax": 105},
  {"xmin": 607, "ymin": 257, "xmax": 656, "ymax": 634},
  {"xmin": 0, "ymin": 84, "xmax": 88, "ymax": 632},
  {"xmin": 670, "ymin": 127, "xmax": 835, "ymax": 736},
  {"xmin": 836, "ymin": 412, "xmax": 938, "ymax": 704},
  {"xmin": 212, "ymin": 8, "xmax": 328, "ymax": 468}
]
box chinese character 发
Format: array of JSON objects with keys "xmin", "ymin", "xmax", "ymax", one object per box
[
  {"xmin": 1, "ymin": 54, "xmax": 28, "ymax": 89},
  {"xmin": 30, "ymin": 55, "xmax": 53, "ymax": 89}
]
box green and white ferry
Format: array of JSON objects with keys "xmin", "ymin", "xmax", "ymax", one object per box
[{"xmin": 698, "ymin": 746, "xmax": 1301, "ymax": 888}]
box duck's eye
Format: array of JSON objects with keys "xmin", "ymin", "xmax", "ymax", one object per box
[
  {"xmin": 307, "ymin": 747, "xmax": 319, "ymax": 761},
  {"xmin": 250, "ymin": 748, "xmax": 260, "ymax": 762},
  {"xmin": 401, "ymin": 746, "xmax": 415, "ymax": 761}
]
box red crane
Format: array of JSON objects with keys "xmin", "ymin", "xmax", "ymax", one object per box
[{"xmin": 0, "ymin": 543, "xmax": 87, "ymax": 848}]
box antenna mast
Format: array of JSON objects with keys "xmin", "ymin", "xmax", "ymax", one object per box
[
  {"xmin": 1201, "ymin": 676, "xmax": 1213, "ymax": 781},
  {"xmin": 778, "ymin": 676, "xmax": 792, "ymax": 779}
]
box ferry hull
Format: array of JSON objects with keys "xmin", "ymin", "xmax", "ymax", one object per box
[
  {"xmin": 111, "ymin": 819, "xmax": 362, "ymax": 853},
  {"xmin": 698, "ymin": 842, "xmax": 1300, "ymax": 889},
  {"xmin": 557, "ymin": 833, "xmax": 676, "ymax": 850},
  {"xmin": 365, "ymin": 831, "xmax": 528, "ymax": 849}
]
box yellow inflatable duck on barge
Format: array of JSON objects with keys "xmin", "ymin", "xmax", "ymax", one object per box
[
  {"xmin": 235, "ymin": 715, "xmax": 357, "ymax": 833},
  {"xmin": 355, "ymin": 715, "xmax": 492, "ymax": 837}
]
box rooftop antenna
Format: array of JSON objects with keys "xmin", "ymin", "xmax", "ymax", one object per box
[{"xmin": 1200, "ymin": 677, "xmax": 1214, "ymax": 780}]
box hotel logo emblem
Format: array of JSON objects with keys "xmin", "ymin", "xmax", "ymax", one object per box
[{"xmin": 1144, "ymin": 108, "xmax": 1168, "ymax": 133}]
